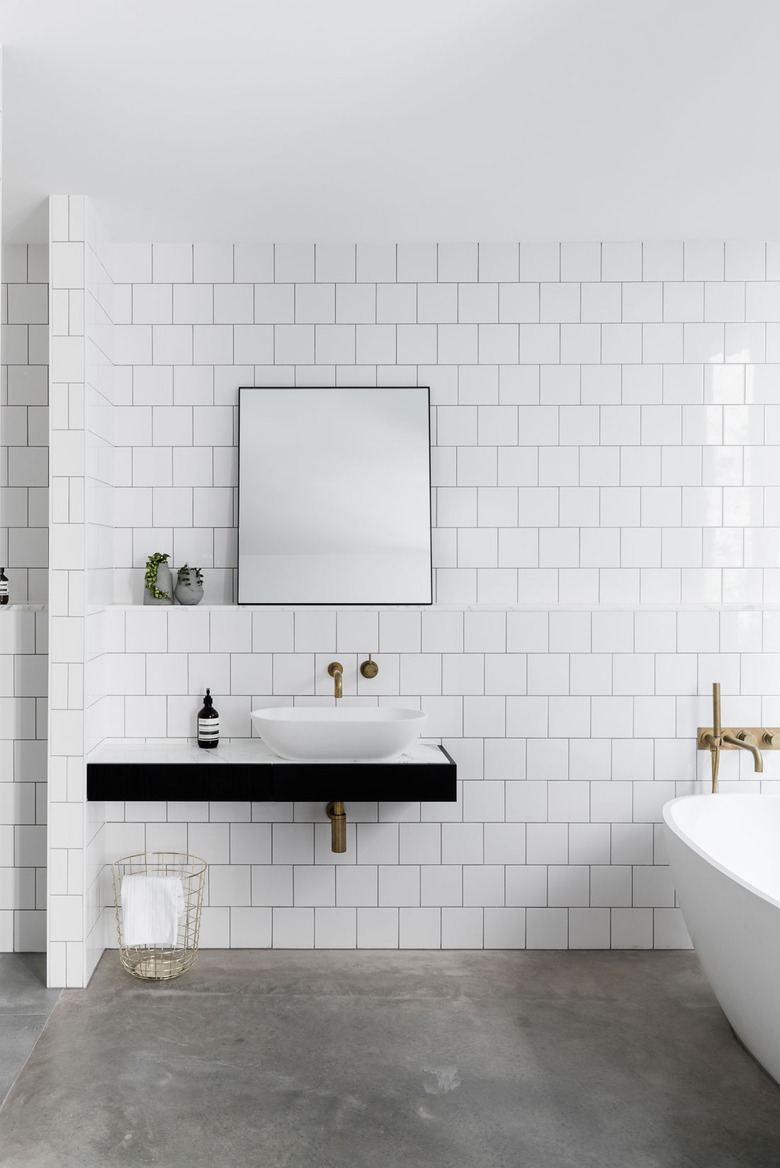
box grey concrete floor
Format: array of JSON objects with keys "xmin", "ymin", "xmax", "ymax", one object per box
[
  {"xmin": 0, "ymin": 954, "xmax": 60, "ymax": 1107},
  {"xmin": 1, "ymin": 950, "xmax": 779, "ymax": 1167}
]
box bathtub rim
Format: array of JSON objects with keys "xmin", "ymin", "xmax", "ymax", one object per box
[{"xmin": 662, "ymin": 792, "xmax": 780, "ymax": 913}]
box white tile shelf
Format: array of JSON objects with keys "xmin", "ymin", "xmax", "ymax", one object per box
[{"xmin": 86, "ymin": 740, "xmax": 457, "ymax": 802}]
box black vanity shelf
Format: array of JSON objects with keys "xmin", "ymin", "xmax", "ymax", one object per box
[{"xmin": 86, "ymin": 741, "xmax": 457, "ymax": 803}]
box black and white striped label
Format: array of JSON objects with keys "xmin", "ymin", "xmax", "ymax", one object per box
[
  {"xmin": 0, "ymin": 582, "xmax": 9, "ymax": 596},
  {"xmin": 198, "ymin": 717, "xmax": 219, "ymax": 740}
]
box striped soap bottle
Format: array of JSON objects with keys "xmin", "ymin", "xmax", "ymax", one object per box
[{"xmin": 197, "ymin": 689, "xmax": 219, "ymax": 749}]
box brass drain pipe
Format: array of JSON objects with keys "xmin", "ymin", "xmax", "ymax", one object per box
[{"xmin": 326, "ymin": 801, "xmax": 346, "ymax": 853}]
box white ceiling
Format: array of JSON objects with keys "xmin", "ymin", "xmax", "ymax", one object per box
[{"xmin": 1, "ymin": 0, "xmax": 779, "ymax": 244}]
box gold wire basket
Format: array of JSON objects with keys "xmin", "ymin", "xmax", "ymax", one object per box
[{"xmin": 111, "ymin": 852, "xmax": 207, "ymax": 981}]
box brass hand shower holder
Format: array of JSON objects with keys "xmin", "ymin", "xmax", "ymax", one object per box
[{"xmin": 698, "ymin": 682, "xmax": 769, "ymax": 792}]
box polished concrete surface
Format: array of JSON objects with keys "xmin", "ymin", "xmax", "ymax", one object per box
[
  {"xmin": 1, "ymin": 950, "xmax": 779, "ymax": 1167},
  {"xmin": 0, "ymin": 954, "xmax": 60, "ymax": 1108}
]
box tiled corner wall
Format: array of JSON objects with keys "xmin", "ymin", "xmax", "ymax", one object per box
[{"xmin": 1, "ymin": 243, "xmax": 49, "ymax": 953}]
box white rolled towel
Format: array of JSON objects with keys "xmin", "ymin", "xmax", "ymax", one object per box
[{"xmin": 121, "ymin": 873, "xmax": 184, "ymax": 947}]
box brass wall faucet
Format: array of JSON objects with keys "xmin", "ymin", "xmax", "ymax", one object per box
[
  {"xmin": 327, "ymin": 662, "xmax": 343, "ymax": 699},
  {"xmin": 699, "ymin": 682, "xmax": 766, "ymax": 792}
]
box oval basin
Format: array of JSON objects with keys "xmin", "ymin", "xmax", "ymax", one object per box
[{"xmin": 250, "ymin": 706, "xmax": 427, "ymax": 762}]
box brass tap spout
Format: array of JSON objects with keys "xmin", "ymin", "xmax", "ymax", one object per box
[
  {"xmin": 327, "ymin": 662, "xmax": 343, "ymax": 700},
  {"xmin": 721, "ymin": 732, "xmax": 764, "ymax": 773}
]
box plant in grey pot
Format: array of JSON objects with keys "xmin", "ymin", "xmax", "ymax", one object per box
[
  {"xmin": 175, "ymin": 564, "xmax": 204, "ymax": 605},
  {"xmin": 144, "ymin": 552, "xmax": 173, "ymax": 605}
]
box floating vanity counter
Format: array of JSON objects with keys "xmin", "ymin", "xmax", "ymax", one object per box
[{"xmin": 86, "ymin": 740, "xmax": 457, "ymax": 803}]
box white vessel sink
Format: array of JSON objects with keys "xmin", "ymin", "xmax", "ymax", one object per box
[{"xmin": 250, "ymin": 706, "xmax": 427, "ymax": 762}]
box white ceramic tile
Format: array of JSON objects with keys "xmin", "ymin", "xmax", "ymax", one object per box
[
  {"xmin": 353, "ymin": 245, "xmax": 395, "ymax": 283},
  {"xmin": 526, "ymin": 907, "xmax": 567, "ymax": 949},
  {"xmin": 356, "ymin": 907, "xmax": 398, "ymax": 948},
  {"xmin": 398, "ymin": 907, "xmax": 440, "ymax": 948},
  {"xmin": 354, "ymin": 323, "xmax": 394, "ymax": 364},
  {"xmin": 272, "ymin": 907, "xmax": 314, "ymax": 948},
  {"xmin": 415, "ymin": 282, "xmax": 456, "ymax": 325},
  {"xmin": 582, "ymin": 283, "xmax": 621, "ymax": 323},
  {"xmin": 112, "ymin": 243, "xmax": 152, "ymax": 283},
  {"xmin": 378, "ymin": 866, "xmax": 420, "ymax": 907},
  {"xmin": 721, "ymin": 241, "xmax": 765, "ymax": 283},
  {"xmin": 191, "ymin": 245, "xmax": 232, "ymax": 283},
  {"xmin": 438, "ymin": 324, "xmax": 477, "ymax": 365},
  {"xmin": 560, "ymin": 243, "xmax": 600, "ymax": 281},
  {"xmin": 499, "ymin": 284, "xmax": 539, "ymax": 325},
  {"xmin": 376, "ymin": 284, "xmax": 416, "ymax": 324},
  {"xmin": 294, "ymin": 866, "xmax": 335, "ymax": 907},
  {"xmin": 517, "ymin": 322, "xmax": 559, "ymax": 365},
  {"xmin": 397, "ymin": 243, "xmax": 437, "ymax": 283},
  {"xmin": 540, "ymin": 283, "xmax": 579, "ymax": 323},
  {"xmin": 441, "ymin": 907, "xmax": 483, "ymax": 948},
  {"xmin": 478, "ymin": 243, "xmax": 518, "ymax": 283},
  {"xmin": 420, "ymin": 865, "xmax": 462, "ymax": 907}
]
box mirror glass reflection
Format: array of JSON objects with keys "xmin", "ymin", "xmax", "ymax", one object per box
[{"xmin": 238, "ymin": 386, "xmax": 432, "ymax": 604}]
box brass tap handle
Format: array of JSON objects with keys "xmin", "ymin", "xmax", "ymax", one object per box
[
  {"xmin": 360, "ymin": 653, "xmax": 379, "ymax": 679},
  {"xmin": 764, "ymin": 730, "xmax": 780, "ymax": 747}
]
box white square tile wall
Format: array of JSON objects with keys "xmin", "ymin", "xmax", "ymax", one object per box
[
  {"xmin": 1, "ymin": 243, "xmax": 49, "ymax": 604},
  {"xmin": 36, "ymin": 230, "xmax": 780, "ymax": 977},
  {"xmin": 90, "ymin": 240, "xmax": 780, "ymax": 607},
  {"xmin": 0, "ymin": 608, "xmax": 48, "ymax": 953},
  {"xmin": 1, "ymin": 241, "xmax": 50, "ymax": 955}
]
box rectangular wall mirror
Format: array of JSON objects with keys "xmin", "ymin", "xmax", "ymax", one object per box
[{"xmin": 238, "ymin": 386, "xmax": 432, "ymax": 604}]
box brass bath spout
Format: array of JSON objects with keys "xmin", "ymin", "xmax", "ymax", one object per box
[{"xmin": 721, "ymin": 732, "xmax": 763, "ymax": 774}]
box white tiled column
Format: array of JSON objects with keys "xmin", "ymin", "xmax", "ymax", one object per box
[{"xmin": 47, "ymin": 195, "xmax": 92, "ymax": 987}]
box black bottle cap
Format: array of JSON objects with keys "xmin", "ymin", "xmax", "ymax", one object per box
[{"xmin": 204, "ymin": 688, "xmax": 213, "ymax": 706}]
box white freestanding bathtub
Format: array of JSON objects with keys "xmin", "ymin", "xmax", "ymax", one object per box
[{"xmin": 663, "ymin": 794, "xmax": 780, "ymax": 1083}]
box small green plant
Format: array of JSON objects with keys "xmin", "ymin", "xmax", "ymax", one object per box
[
  {"xmin": 177, "ymin": 564, "xmax": 204, "ymax": 589},
  {"xmin": 144, "ymin": 552, "xmax": 171, "ymax": 600}
]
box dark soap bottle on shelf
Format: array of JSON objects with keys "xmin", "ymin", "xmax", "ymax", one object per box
[
  {"xmin": 0, "ymin": 569, "xmax": 9, "ymax": 606},
  {"xmin": 197, "ymin": 689, "xmax": 219, "ymax": 749}
]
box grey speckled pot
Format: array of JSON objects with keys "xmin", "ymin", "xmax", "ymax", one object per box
[{"xmin": 174, "ymin": 566, "xmax": 204, "ymax": 605}]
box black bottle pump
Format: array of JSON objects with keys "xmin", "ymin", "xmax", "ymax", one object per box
[{"xmin": 197, "ymin": 689, "xmax": 219, "ymax": 749}]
